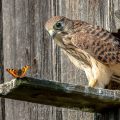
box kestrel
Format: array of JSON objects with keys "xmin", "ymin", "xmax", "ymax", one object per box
[{"xmin": 45, "ymin": 16, "xmax": 120, "ymax": 88}]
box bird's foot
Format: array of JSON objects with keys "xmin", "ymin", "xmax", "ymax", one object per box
[{"xmin": 88, "ymin": 80, "xmax": 97, "ymax": 88}]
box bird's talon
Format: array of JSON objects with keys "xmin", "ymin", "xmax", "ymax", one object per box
[{"xmin": 88, "ymin": 80, "xmax": 97, "ymax": 88}]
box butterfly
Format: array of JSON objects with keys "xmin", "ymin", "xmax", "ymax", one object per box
[{"xmin": 6, "ymin": 65, "xmax": 30, "ymax": 78}]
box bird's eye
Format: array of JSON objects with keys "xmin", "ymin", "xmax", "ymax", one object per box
[
  {"xmin": 56, "ymin": 22, "xmax": 62, "ymax": 28},
  {"xmin": 54, "ymin": 22, "xmax": 63, "ymax": 30}
]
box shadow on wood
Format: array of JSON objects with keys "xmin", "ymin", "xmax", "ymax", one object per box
[{"xmin": 0, "ymin": 77, "xmax": 120, "ymax": 113}]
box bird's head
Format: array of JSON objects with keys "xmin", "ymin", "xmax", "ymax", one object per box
[{"xmin": 45, "ymin": 16, "xmax": 73, "ymax": 39}]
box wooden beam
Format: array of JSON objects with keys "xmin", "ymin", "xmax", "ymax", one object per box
[{"xmin": 0, "ymin": 77, "xmax": 120, "ymax": 112}]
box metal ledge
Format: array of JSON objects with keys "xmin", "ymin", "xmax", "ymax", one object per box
[{"xmin": 0, "ymin": 77, "xmax": 120, "ymax": 112}]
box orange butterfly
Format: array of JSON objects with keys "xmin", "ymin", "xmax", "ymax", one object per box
[{"xmin": 6, "ymin": 65, "xmax": 30, "ymax": 78}]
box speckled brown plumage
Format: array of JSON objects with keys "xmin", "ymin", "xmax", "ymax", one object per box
[
  {"xmin": 45, "ymin": 16, "xmax": 120, "ymax": 88},
  {"xmin": 71, "ymin": 22, "xmax": 120, "ymax": 64}
]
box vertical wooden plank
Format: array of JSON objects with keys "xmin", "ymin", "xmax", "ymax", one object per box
[
  {"xmin": 2, "ymin": 0, "xmax": 63, "ymax": 120},
  {"xmin": 0, "ymin": 98, "xmax": 5, "ymax": 120},
  {"xmin": 0, "ymin": 0, "xmax": 3, "ymax": 83},
  {"xmin": 0, "ymin": 0, "xmax": 5, "ymax": 120}
]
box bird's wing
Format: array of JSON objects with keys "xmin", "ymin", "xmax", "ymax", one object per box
[{"xmin": 71, "ymin": 26, "xmax": 120, "ymax": 64}]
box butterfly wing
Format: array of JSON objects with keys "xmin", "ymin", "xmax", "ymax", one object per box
[
  {"xmin": 20, "ymin": 65, "xmax": 30, "ymax": 78},
  {"xmin": 6, "ymin": 65, "xmax": 30, "ymax": 78},
  {"xmin": 6, "ymin": 69, "xmax": 19, "ymax": 78}
]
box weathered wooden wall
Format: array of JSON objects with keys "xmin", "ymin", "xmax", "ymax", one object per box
[{"xmin": 1, "ymin": 0, "xmax": 120, "ymax": 120}]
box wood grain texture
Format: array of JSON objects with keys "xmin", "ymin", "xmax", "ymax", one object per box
[
  {"xmin": 0, "ymin": 0, "xmax": 5, "ymax": 120},
  {"xmin": 2, "ymin": 0, "xmax": 120, "ymax": 120},
  {"xmin": 2, "ymin": 0, "xmax": 61, "ymax": 120},
  {"xmin": 0, "ymin": 0, "xmax": 3, "ymax": 83}
]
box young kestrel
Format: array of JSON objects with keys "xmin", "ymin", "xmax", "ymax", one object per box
[{"xmin": 45, "ymin": 16, "xmax": 120, "ymax": 88}]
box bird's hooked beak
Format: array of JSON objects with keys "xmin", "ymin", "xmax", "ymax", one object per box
[{"xmin": 48, "ymin": 29, "xmax": 56, "ymax": 38}]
